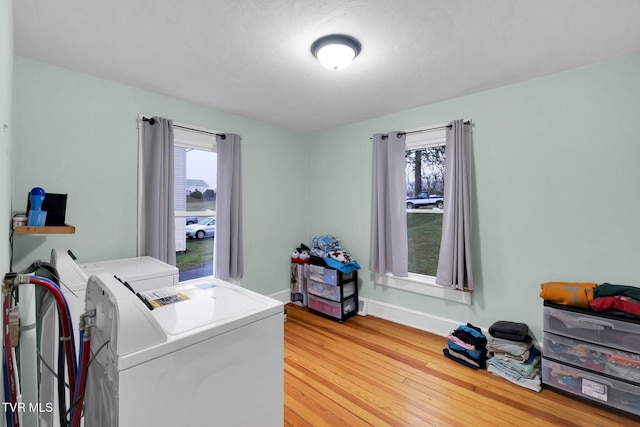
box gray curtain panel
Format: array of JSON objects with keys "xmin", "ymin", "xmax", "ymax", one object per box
[
  {"xmin": 436, "ymin": 119, "xmax": 473, "ymax": 290},
  {"xmin": 215, "ymin": 133, "xmax": 244, "ymax": 280},
  {"xmin": 140, "ymin": 117, "xmax": 176, "ymax": 266},
  {"xmin": 369, "ymin": 131, "xmax": 409, "ymax": 277}
]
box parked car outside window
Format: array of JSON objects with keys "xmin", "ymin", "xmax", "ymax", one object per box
[
  {"xmin": 186, "ymin": 217, "xmax": 216, "ymax": 239},
  {"xmin": 406, "ymin": 192, "xmax": 444, "ymax": 209}
]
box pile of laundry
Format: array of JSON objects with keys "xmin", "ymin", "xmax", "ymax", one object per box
[
  {"xmin": 443, "ymin": 323, "xmax": 488, "ymax": 370},
  {"xmin": 590, "ymin": 283, "xmax": 640, "ymax": 317},
  {"xmin": 309, "ymin": 235, "xmax": 360, "ymax": 273},
  {"xmin": 486, "ymin": 321, "xmax": 542, "ymax": 392},
  {"xmin": 540, "ymin": 281, "xmax": 640, "ymax": 317}
]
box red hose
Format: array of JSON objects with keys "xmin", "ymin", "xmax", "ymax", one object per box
[
  {"xmin": 3, "ymin": 292, "xmax": 20, "ymax": 427},
  {"xmin": 28, "ymin": 277, "xmax": 77, "ymax": 402},
  {"xmin": 71, "ymin": 338, "xmax": 91, "ymax": 427}
]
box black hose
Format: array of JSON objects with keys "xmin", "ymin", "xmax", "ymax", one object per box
[{"xmin": 57, "ymin": 316, "xmax": 68, "ymax": 427}]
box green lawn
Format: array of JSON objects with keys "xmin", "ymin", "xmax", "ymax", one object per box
[
  {"xmin": 178, "ymin": 195, "xmax": 215, "ymax": 272},
  {"xmin": 176, "ymin": 210, "xmax": 441, "ymax": 276},
  {"xmin": 407, "ymin": 212, "xmax": 443, "ymax": 276},
  {"xmin": 176, "ymin": 237, "xmax": 214, "ymax": 270}
]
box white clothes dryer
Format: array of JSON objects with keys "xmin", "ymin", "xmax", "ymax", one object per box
[
  {"xmin": 82, "ymin": 273, "xmax": 284, "ymax": 427},
  {"xmin": 38, "ymin": 249, "xmax": 179, "ymax": 427}
]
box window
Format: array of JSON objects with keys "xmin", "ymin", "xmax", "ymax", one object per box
[
  {"xmin": 405, "ymin": 128, "xmax": 446, "ymax": 278},
  {"xmin": 173, "ymin": 125, "xmax": 218, "ymax": 281},
  {"xmin": 374, "ymin": 122, "xmax": 471, "ymax": 304}
]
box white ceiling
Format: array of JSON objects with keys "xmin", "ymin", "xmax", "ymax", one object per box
[{"xmin": 13, "ymin": 0, "xmax": 640, "ymax": 133}]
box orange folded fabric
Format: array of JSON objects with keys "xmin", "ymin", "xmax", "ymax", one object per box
[{"xmin": 539, "ymin": 282, "xmax": 597, "ymax": 308}]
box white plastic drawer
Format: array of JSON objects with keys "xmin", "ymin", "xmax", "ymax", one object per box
[
  {"xmin": 544, "ymin": 306, "xmax": 640, "ymax": 353},
  {"xmin": 544, "ymin": 332, "xmax": 640, "ymax": 383},
  {"xmin": 308, "ymin": 295, "xmax": 357, "ymax": 320},
  {"xmin": 542, "ymin": 358, "xmax": 640, "ymax": 417},
  {"xmin": 306, "ymin": 279, "xmax": 355, "ymax": 302},
  {"xmin": 306, "ymin": 264, "xmax": 355, "ymax": 285}
]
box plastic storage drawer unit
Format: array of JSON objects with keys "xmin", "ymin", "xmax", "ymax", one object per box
[
  {"xmin": 543, "ymin": 305, "xmax": 640, "ymax": 353},
  {"xmin": 308, "ymin": 295, "xmax": 325, "ymax": 312},
  {"xmin": 308, "ymin": 295, "xmax": 357, "ymax": 321},
  {"xmin": 306, "ymin": 258, "xmax": 358, "ymax": 322},
  {"xmin": 544, "ymin": 332, "xmax": 640, "ymax": 383},
  {"xmin": 307, "ymin": 279, "xmax": 355, "ymax": 302},
  {"xmin": 307, "ymin": 264, "xmax": 355, "ymax": 285},
  {"xmin": 542, "ymin": 359, "xmax": 640, "ymax": 417}
]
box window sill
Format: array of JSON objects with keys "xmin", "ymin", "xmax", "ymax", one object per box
[{"xmin": 374, "ymin": 273, "xmax": 471, "ymax": 305}]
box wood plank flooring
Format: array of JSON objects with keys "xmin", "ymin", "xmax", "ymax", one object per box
[{"xmin": 284, "ymin": 304, "xmax": 639, "ymax": 427}]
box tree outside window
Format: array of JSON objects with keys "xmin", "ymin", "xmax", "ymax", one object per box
[{"xmin": 406, "ymin": 135, "xmax": 446, "ymax": 277}]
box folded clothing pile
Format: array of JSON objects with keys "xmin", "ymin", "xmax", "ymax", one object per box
[
  {"xmin": 589, "ymin": 283, "xmax": 640, "ymax": 317},
  {"xmin": 443, "ymin": 323, "xmax": 487, "ymax": 370},
  {"xmin": 310, "ymin": 235, "xmax": 341, "ymax": 258},
  {"xmin": 539, "ymin": 281, "xmax": 640, "ymax": 318},
  {"xmin": 310, "ymin": 235, "xmax": 361, "ymax": 273},
  {"xmin": 486, "ymin": 321, "xmax": 541, "ymax": 392},
  {"xmin": 539, "ymin": 282, "xmax": 597, "ymax": 308}
]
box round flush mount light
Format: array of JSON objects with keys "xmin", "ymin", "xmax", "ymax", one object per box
[{"xmin": 311, "ymin": 34, "xmax": 362, "ymax": 70}]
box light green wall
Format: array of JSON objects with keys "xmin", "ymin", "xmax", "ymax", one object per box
[
  {"xmin": 11, "ymin": 56, "xmax": 307, "ymax": 295},
  {"xmin": 12, "ymin": 50, "xmax": 640, "ymax": 340},
  {"xmin": 1, "ymin": 0, "xmax": 12, "ymax": 276},
  {"xmin": 307, "ymin": 53, "xmax": 640, "ymax": 340}
]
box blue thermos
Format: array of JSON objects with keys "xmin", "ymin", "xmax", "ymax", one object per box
[{"xmin": 27, "ymin": 187, "xmax": 47, "ymax": 226}]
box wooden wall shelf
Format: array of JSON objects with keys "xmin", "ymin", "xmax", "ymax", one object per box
[{"xmin": 14, "ymin": 224, "xmax": 76, "ymax": 235}]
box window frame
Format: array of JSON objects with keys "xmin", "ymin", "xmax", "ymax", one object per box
[{"xmin": 374, "ymin": 123, "xmax": 471, "ymax": 305}]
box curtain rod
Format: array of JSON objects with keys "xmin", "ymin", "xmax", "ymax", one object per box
[
  {"xmin": 372, "ymin": 119, "xmax": 471, "ymax": 140},
  {"xmin": 142, "ymin": 117, "xmax": 226, "ymax": 139},
  {"xmin": 402, "ymin": 119, "xmax": 471, "ymax": 136}
]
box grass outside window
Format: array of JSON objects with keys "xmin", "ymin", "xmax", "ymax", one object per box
[
  {"xmin": 407, "ymin": 211, "xmax": 442, "ymax": 276},
  {"xmin": 176, "ymin": 237, "xmax": 214, "ymax": 270}
]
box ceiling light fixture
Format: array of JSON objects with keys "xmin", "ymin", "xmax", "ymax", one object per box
[{"xmin": 311, "ymin": 34, "xmax": 362, "ymax": 71}]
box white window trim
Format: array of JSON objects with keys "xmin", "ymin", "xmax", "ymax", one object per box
[
  {"xmin": 373, "ymin": 122, "xmax": 471, "ymax": 305},
  {"xmin": 174, "ymin": 126, "xmax": 217, "ymax": 151},
  {"xmin": 375, "ymin": 273, "xmax": 471, "ymax": 305},
  {"xmin": 174, "ymin": 210, "xmax": 216, "ymax": 219},
  {"xmin": 405, "ymin": 125, "xmax": 447, "ymax": 150}
]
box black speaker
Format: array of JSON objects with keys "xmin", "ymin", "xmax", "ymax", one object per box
[{"xmin": 27, "ymin": 192, "xmax": 68, "ymax": 226}]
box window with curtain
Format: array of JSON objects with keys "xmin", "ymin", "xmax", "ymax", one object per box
[
  {"xmin": 174, "ymin": 126, "xmax": 218, "ymax": 281},
  {"xmin": 370, "ymin": 119, "xmax": 473, "ymax": 303},
  {"xmin": 139, "ymin": 118, "xmax": 218, "ymax": 281},
  {"xmin": 139, "ymin": 116, "xmax": 244, "ymax": 282}
]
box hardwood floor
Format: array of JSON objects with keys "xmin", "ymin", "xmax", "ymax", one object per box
[{"xmin": 284, "ymin": 304, "xmax": 639, "ymax": 426}]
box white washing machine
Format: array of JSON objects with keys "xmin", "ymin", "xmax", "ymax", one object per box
[
  {"xmin": 38, "ymin": 249, "xmax": 179, "ymax": 427},
  {"xmin": 51, "ymin": 248, "xmax": 179, "ymax": 329},
  {"xmin": 83, "ymin": 273, "xmax": 284, "ymax": 427}
]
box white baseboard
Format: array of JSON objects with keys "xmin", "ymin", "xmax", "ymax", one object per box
[
  {"xmin": 270, "ymin": 288, "xmax": 464, "ymax": 337},
  {"xmin": 361, "ymin": 297, "xmax": 464, "ymax": 337},
  {"xmin": 271, "ymin": 289, "xmax": 542, "ymax": 348},
  {"xmin": 268, "ymin": 288, "xmax": 292, "ymax": 304}
]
